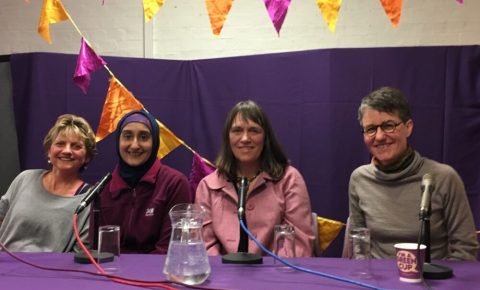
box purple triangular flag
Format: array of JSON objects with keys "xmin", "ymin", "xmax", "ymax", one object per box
[
  {"xmin": 189, "ymin": 153, "xmax": 216, "ymax": 201},
  {"xmin": 263, "ymin": 0, "xmax": 292, "ymax": 35},
  {"xmin": 456, "ymin": 0, "xmax": 464, "ymax": 4},
  {"xmin": 73, "ymin": 38, "xmax": 107, "ymax": 94}
]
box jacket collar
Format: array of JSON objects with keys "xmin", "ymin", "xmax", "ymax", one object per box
[
  {"xmin": 208, "ymin": 171, "xmax": 273, "ymax": 200},
  {"xmin": 109, "ymin": 159, "xmax": 161, "ymax": 198}
]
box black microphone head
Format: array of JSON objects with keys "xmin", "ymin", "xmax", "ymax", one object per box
[{"xmin": 239, "ymin": 176, "xmax": 248, "ymax": 187}]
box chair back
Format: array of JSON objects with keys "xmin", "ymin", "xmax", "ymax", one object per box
[{"xmin": 341, "ymin": 216, "xmax": 352, "ymax": 258}]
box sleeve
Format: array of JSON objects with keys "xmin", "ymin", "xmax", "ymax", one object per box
[
  {"xmin": 283, "ymin": 168, "xmax": 314, "ymax": 257},
  {"xmin": 442, "ymin": 169, "xmax": 478, "ymax": 261},
  {"xmin": 348, "ymin": 170, "xmax": 366, "ymax": 229},
  {"xmin": 151, "ymin": 172, "xmax": 192, "ymax": 254},
  {"xmin": 0, "ymin": 192, "xmax": 10, "ymax": 224},
  {"xmin": 195, "ymin": 177, "xmax": 221, "ymax": 255},
  {"xmin": 0, "ymin": 172, "xmax": 23, "ymax": 225}
]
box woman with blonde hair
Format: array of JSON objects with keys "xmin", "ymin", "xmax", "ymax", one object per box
[{"xmin": 0, "ymin": 114, "xmax": 96, "ymax": 252}]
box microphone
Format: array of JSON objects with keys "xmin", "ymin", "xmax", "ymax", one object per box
[
  {"xmin": 237, "ymin": 177, "xmax": 248, "ymax": 220},
  {"xmin": 417, "ymin": 173, "xmax": 453, "ymax": 279},
  {"xmin": 222, "ymin": 176, "xmax": 263, "ymax": 264},
  {"xmin": 75, "ymin": 172, "xmax": 112, "ymax": 214},
  {"xmin": 419, "ymin": 174, "xmax": 434, "ymax": 219}
]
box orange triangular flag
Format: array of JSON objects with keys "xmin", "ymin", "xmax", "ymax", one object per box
[
  {"xmin": 95, "ymin": 77, "xmax": 144, "ymax": 142},
  {"xmin": 379, "ymin": 0, "xmax": 403, "ymax": 27},
  {"xmin": 316, "ymin": 0, "xmax": 342, "ymax": 33},
  {"xmin": 143, "ymin": 0, "xmax": 165, "ymax": 22},
  {"xmin": 205, "ymin": 0, "xmax": 234, "ymax": 36},
  {"xmin": 156, "ymin": 120, "xmax": 184, "ymax": 159},
  {"xmin": 37, "ymin": 0, "xmax": 70, "ymax": 44}
]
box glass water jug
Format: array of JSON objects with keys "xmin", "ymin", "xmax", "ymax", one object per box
[{"xmin": 163, "ymin": 203, "xmax": 211, "ymax": 285}]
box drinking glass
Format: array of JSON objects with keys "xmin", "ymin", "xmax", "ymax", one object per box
[
  {"xmin": 98, "ymin": 225, "xmax": 120, "ymax": 274},
  {"xmin": 273, "ymin": 224, "xmax": 296, "ymax": 271},
  {"xmin": 349, "ymin": 227, "xmax": 371, "ymax": 278}
]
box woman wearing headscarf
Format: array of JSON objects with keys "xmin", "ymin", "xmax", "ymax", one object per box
[{"xmin": 96, "ymin": 109, "xmax": 191, "ymax": 254}]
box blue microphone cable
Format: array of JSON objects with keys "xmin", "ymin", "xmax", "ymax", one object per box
[{"xmin": 240, "ymin": 220, "xmax": 387, "ymax": 290}]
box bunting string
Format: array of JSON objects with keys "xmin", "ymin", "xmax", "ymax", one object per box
[
  {"xmin": 36, "ymin": 0, "xmax": 209, "ymax": 164},
  {"xmin": 35, "ymin": 0, "xmax": 465, "ymax": 169}
]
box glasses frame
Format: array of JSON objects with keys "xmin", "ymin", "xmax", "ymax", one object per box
[{"xmin": 362, "ymin": 121, "xmax": 404, "ymax": 137}]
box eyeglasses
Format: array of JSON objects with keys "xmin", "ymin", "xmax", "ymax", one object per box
[{"xmin": 362, "ymin": 121, "xmax": 403, "ymax": 137}]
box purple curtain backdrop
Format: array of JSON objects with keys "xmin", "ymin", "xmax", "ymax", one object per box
[{"xmin": 9, "ymin": 46, "xmax": 480, "ymax": 256}]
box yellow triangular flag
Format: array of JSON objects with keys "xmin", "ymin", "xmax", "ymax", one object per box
[
  {"xmin": 95, "ymin": 77, "xmax": 144, "ymax": 142},
  {"xmin": 156, "ymin": 120, "xmax": 184, "ymax": 159},
  {"xmin": 317, "ymin": 216, "xmax": 344, "ymax": 252},
  {"xmin": 205, "ymin": 0, "xmax": 234, "ymax": 36},
  {"xmin": 316, "ymin": 0, "xmax": 342, "ymax": 33},
  {"xmin": 143, "ymin": 0, "xmax": 165, "ymax": 22},
  {"xmin": 379, "ymin": 0, "xmax": 403, "ymax": 27},
  {"xmin": 37, "ymin": 0, "xmax": 70, "ymax": 44}
]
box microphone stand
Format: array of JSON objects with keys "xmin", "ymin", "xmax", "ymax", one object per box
[
  {"xmin": 419, "ymin": 205, "xmax": 453, "ymax": 279},
  {"xmin": 222, "ymin": 177, "xmax": 263, "ymax": 264},
  {"xmin": 74, "ymin": 191, "xmax": 114, "ymax": 264}
]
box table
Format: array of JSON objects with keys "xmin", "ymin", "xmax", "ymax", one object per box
[{"xmin": 0, "ymin": 252, "xmax": 478, "ymax": 290}]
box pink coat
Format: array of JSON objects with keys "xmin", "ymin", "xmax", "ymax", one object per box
[{"xmin": 195, "ymin": 165, "xmax": 314, "ymax": 257}]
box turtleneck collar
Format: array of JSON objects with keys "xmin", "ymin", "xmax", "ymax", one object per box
[{"xmin": 372, "ymin": 146, "xmax": 415, "ymax": 174}]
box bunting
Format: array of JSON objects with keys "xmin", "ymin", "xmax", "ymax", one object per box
[
  {"xmin": 189, "ymin": 153, "xmax": 216, "ymax": 200},
  {"xmin": 316, "ymin": 0, "xmax": 342, "ymax": 33},
  {"xmin": 143, "ymin": 0, "xmax": 165, "ymax": 22},
  {"xmin": 73, "ymin": 38, "xmax": 107, "ymax": 94},
  {"xmin": 205, "ymin": 0, "xmax": 234, "ymax": 36},
  {"xmin": 317, "ymin": 216, "xmax": 344, "ymax": 253},
  {"xmin": 95, "ymin": 77, "xmax": 144, "ymax": 142},
  {"xmin": 263, "ymin": 0, "xmax": 292, "ymax": 35},
  {"xmin": 37, "ymin": 0, "xmax": 70, "ymax": 44},
  {"xmin": 156, "ymin": 120, "xmax": 184, "ymax": 159},
  {"xmin": 379, "ymin": 0, "xmax": 403, "ymax": 27}
]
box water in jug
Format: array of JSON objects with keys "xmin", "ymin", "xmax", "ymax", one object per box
[{"xmin": 163, "ymin": 203, "xmax": 211, "ymax": 285}]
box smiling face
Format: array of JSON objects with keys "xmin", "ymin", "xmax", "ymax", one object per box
[
  {"xmin": 361, "ymin": 108, "xmax": 413, "ymax": 167},
  {"xmin": 47, "ymin": 133, "xmax": 89, "ymax": 174},
  {"xmin": 119, "ymin": 122, "xmax": 153, "ymax": 167},
  {"xmin": 229, "ymin": 113, "xmax": 265, "ymax": 169}
]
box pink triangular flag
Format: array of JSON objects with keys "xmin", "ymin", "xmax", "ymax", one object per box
[
  {"xmin": 189, "ymin": 153, "xmax": 216, "ymax": 201},
  {"xmin": 263, "ymin": 0, "xmax": 292, "ymax": 35},
  {"xmin": 73, "ymin": 38, "xmax": 107, "ymax": 94},
  {"xmin": 456, "ymin": 0, "xmax": 464, "ymax": 3}
]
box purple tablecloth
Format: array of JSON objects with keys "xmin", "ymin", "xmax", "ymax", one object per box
[{"xmin": 0, "ymin": 252, "xmax": 478, "ymax": 289}]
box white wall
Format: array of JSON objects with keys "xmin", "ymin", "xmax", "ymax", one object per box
[{"xmin": 1, "ymin": 0, "xmax": 480, "ymax": 60}]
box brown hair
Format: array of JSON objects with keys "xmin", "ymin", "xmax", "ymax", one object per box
[{"xmin": 215, "ymin": 100, "xmax": 289, "ymax": 181}]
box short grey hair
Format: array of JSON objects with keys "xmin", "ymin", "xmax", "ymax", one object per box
[{"xmin": 358, "ymin": 86, "xmax": 411, "ymax": 125}]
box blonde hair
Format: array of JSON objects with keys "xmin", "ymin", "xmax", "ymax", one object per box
[{"xmin": 43, "ymin": 114, "xmax": 97, "ymax": 164}]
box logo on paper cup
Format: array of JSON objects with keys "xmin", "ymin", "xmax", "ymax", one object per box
[{"xmin": 396, "ymin": 250, "xmax": 418, "ymax": 273}]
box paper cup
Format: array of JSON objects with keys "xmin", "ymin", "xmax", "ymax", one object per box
[{"xmin": 394, "ymin": 243, "xmax": 426, "ymax": 283}]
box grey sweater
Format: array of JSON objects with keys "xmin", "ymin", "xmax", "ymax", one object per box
[
  {"xmin": 349, "ymin": 151, "xmax": 478, "ymax": 260},
  {"xmin": 0, "ymin": 169, "xmax": 90, "ymax": 252}
]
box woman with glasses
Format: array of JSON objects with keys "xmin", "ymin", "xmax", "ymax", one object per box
[{"xmin": 348, "ymin": 86, "xmax": 478, "ymax": 260}]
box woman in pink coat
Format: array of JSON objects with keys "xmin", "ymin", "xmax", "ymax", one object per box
[{"xmin": 195, "ymin": 100, "xmax": 314, "ymax": 257}]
